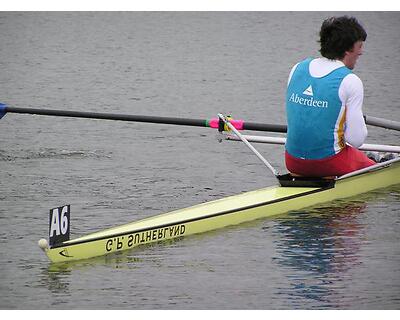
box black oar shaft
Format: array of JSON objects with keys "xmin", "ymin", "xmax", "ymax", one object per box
[
  {"xmin": 4, "ymin": 106, "xmax": 207, "ymax": 128},
  {"xmin": 3, "ymin": 106, "xmax": 288, "ymax": 133},
  {"xmin": 243, "ymin": 122, "xmax": 287, "ymax": 133}
]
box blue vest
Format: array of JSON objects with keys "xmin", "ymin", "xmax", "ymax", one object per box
[{"xmin": 285, "ymin": 58, "xmax": 352, "ymax": 159}]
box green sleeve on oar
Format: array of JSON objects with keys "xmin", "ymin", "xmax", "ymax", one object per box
[{"xmin": 0, "ymin": 103, "xmax": 6, "ymax": 119}]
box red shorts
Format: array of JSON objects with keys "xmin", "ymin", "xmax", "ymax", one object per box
[{"xmin": 285, "ymin": 145, "xmax": 376, "ymax": 177}]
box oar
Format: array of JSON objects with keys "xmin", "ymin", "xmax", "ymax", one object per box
[
  {"xmin": 0, "ymin": 104, "xmax": 287, "ymax": 133},
  {"xmin": 364, "ymin": 115, "xmax": 400, "ymax": 131},
  {"xmin": 1, "ymin": 103, "xmax": 399, "ymax": 132}
]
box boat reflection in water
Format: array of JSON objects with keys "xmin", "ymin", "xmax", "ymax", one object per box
[{"xmin": 268, "ymin": 200, "xmax": 367, "ymax": 309}]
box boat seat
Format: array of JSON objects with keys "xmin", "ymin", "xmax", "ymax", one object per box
[
  {"xmin": 289, "ymin": 172, "xmax": 336, "ymax": 180},
  {"xmin": 278, "ymin": 173, "xmax": 336, "ymax": 188}
]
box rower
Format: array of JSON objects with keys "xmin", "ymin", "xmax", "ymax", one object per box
[{"xmin": 285, "ymin": 16, "xmax": 375, "ymax": 178}]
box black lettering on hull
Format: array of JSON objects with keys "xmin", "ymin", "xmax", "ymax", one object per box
[{"xmin": 103, "ymin": 224, "xmax": 187, "ymax": 254}]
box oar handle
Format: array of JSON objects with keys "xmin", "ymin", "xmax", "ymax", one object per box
[{"xmin": 364, "ymin": 115, "xmax": 400, "ymax": 131}]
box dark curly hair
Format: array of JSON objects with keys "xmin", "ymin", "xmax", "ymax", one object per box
[{"xmin": 319, "ymin": 16, "xmax": 367, "ymax": 60}]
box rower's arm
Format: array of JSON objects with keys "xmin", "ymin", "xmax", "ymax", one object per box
[{"xmin": 341, "ymin": 74, "xmax": 368, "ymax": 148}]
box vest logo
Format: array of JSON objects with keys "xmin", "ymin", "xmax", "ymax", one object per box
[
  {"xmin": 289, "ymin": 93, "xmax": 328, "ymax": 108},
  {"xmin": 303, "ymin": 85, "xmax": 313, "ymax": 96}
]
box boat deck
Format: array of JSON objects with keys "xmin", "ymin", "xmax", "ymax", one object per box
[{"xmin": 66, "ymin": 185, "xmax": 318, "ymax": 244}]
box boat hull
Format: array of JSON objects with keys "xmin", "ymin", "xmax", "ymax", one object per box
[{"xmin": 43, "ymin": 159, "xmax": 400, "ymax": 263}]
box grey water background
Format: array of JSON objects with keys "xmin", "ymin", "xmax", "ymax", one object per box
[{"xmin": 0, "ymin": 12, "xmax": 399, "ymax": 309}]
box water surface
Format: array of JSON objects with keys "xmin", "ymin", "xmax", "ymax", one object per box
[{"xmin": 0, "ymin": 12, "xmax": 399, "ymax": 309}]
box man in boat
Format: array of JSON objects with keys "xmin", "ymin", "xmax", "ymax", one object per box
[{"xmin": 285, "ymin": 16, "xmax": 375, "ymax": 177}]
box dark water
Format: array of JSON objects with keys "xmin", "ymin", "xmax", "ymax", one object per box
[{"xmin": 0, "ymin": 12, "xmax": 399, "ymax": 309}]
